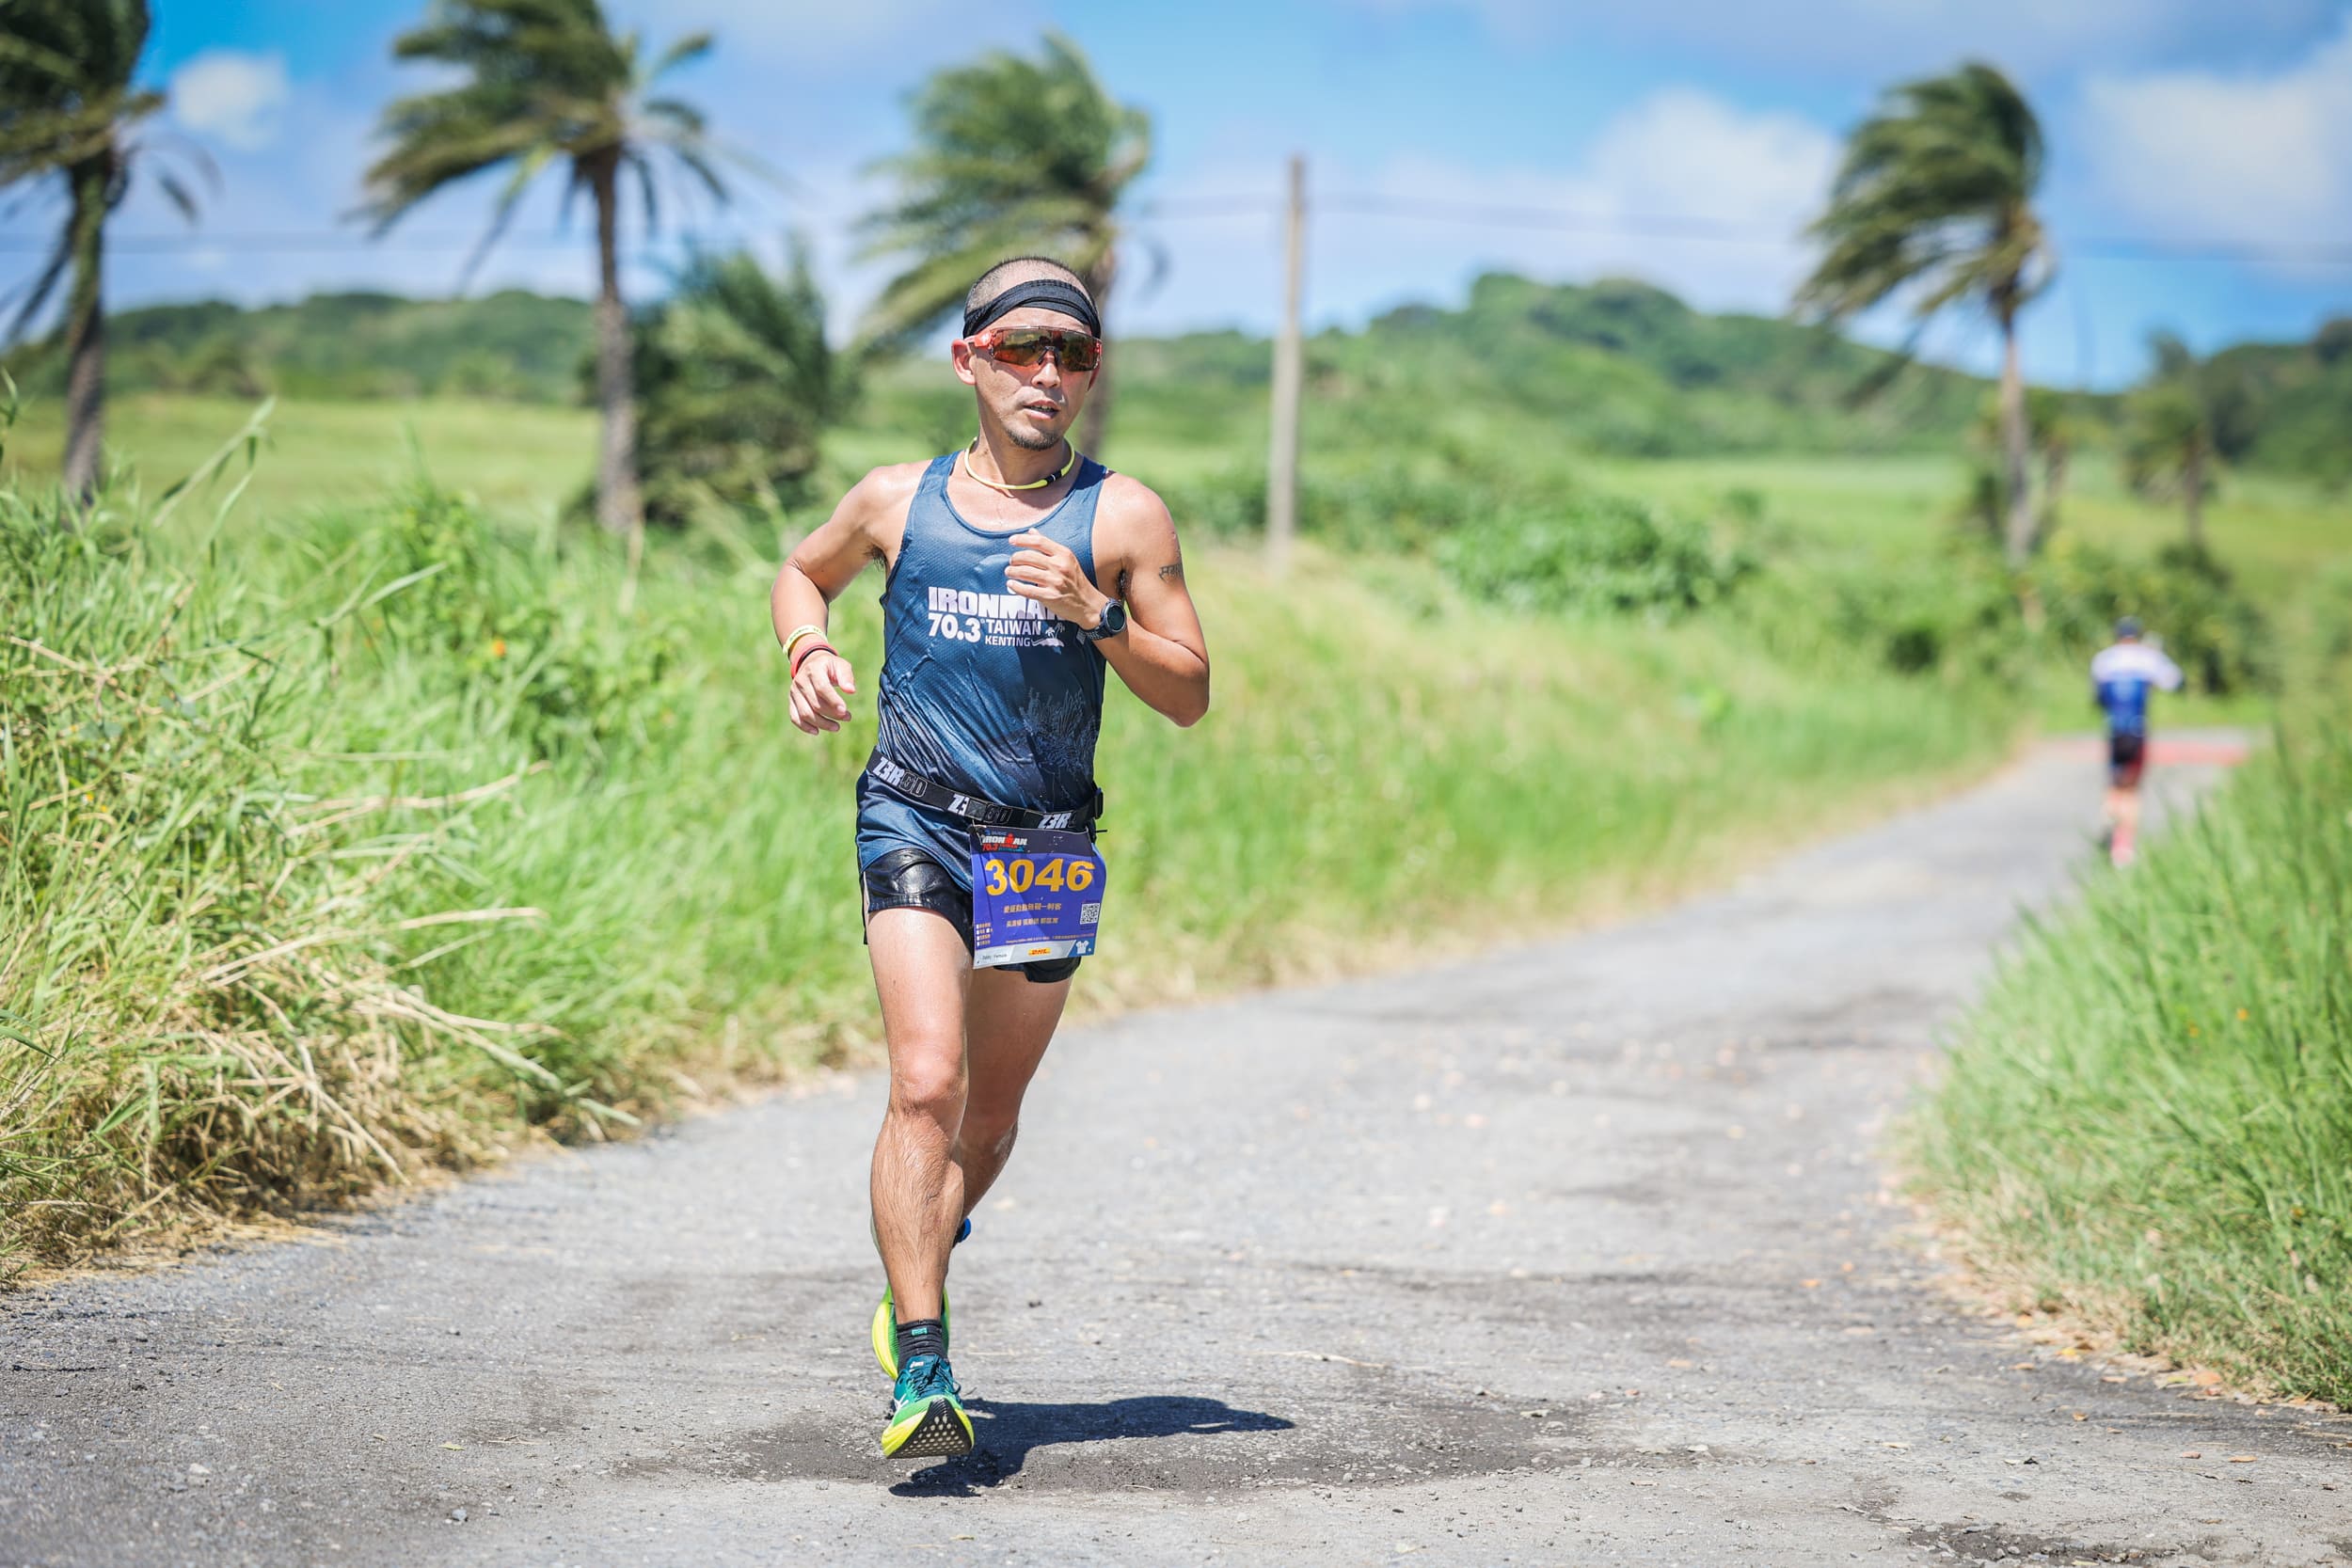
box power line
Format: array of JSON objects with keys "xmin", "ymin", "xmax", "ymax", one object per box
[
  {"xmin": 1137, "ymin": 193, "xmax": 2352, "ymax": 266},
  {"xmin": 6, "ymin": 200, "xmax": 2350, "ymax": 266},
  {"xmin": 1324, "ymin": 195, "xmax": 1773, "ymax": 243},
  {"xmin": 0, "ymin": 229, "xmax": 772, "ymax": 255},
  {"xmin": 2067, "ymin": 235, "xmax": 2352, "ymax": 264}
]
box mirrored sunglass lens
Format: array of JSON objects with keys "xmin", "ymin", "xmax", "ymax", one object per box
[
  {"xmin": 989, "ymin": 332, "xmax": 1050, "ymax": 366},
  {"xmin": 993, "ymin": 330, "xmax": 1098, "ymax": 370}
]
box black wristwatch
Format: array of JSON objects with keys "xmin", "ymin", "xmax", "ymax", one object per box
[{"xmin": 1076, "ymin": 599, "xmax": 1127, "ymax": 642}]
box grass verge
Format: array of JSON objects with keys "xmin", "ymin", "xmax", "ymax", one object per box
[{"xmin": 1908, "ymin": 722, "xmax": 2352, "ymax": 1404}]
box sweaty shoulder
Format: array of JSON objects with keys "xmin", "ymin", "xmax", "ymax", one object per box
[
  {"xmin": 845, "ymin": 461, "xmax": 930, "ymax": 527},
  {"xmin": 1091, "ymin": 469, "xmax": 1178, "ymax": 552},
  {"xmin": 836, "ymin": 461, "xmax": 931, "ymax": 558}
]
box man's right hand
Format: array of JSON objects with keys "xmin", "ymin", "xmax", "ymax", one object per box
[{"xmin": 790, "ymin": 650, "xmax": 858, "ymax": 734}]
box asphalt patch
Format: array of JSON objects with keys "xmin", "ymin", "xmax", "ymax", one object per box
[
  {"xmin": 616, "ymin": 1368, "xmax": 1588, "ymax": 1497},
  {"xmin": 1905, "ymin": 1519, "xmax": 2177, "ymax": 1564}
]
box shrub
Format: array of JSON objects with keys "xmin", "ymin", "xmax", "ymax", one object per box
[
  {"xmin": 341, "ymin": 483, "xmax": 684, "ymax": 760},
  {"xmin": 1157, "ymin": 459, "xmax": 1501, "ymax": 552},
  {"xmin": 1743, "ymin": 534, "xmax": 2026, "ymax": 684},
  {"xmin": 1437, "ymin": 492, "xmax": 1755, "ymax": 618},
  {"xmin": 1750, "ymin": 526, "xmax": 2275, "ymax": 691},
  {"xmin": 2032, "ymin": 538, "xmax": 2272, "ymax": 694},
  {"xmin": 619, "ymin": 244, "xmax": 851, "ymax": 528}
]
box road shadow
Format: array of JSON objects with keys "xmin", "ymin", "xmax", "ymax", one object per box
[{"xmin": 891, "ymin": 1394, "xmax": 1293, "ymax": 1496}]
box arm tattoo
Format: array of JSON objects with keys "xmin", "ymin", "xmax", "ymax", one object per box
[{"xmin": 1156, "ymin": 561, "xmax": 1184, "ymax": 583}]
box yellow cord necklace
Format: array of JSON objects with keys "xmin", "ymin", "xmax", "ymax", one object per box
[{"xmin": 961, "ymin": 440, "xmax": 1077, "ymax": 494}]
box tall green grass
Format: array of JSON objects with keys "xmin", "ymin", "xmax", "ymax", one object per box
[
  {"xmin": 0, "ymin": 457, "xmax": 2021, "ymax": 1276},
  {"xmin": 1911, "ymin": 725, "xmax": 2352, "ymax": 1402}
]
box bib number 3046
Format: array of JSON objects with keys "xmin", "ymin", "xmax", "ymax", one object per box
[{"xmin": 968, "ymin": 827, "xmax": 1104, "ymax": 970}]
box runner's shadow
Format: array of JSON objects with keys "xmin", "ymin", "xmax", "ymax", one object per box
[{"xmin": 890, "ymin": 1395, "xmax": 1292, "ymax": 1496}]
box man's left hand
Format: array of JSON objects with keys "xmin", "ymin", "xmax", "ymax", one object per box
[{"xmin": 1006, "ymin": 531, "xmax": 1108, "ymax": 628}]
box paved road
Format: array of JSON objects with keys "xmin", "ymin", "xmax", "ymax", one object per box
[{"xmin": 8, "ymin": 736, "xmax": 2346, "ymax": 1568}]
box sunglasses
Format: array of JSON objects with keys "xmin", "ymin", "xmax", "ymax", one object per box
[{"xmin": 966, "ymin": 326, "xmax": 1103, "ymax": 373}]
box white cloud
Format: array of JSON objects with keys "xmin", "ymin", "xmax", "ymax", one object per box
[
  {"xmin": 1351, "ymin": 88, "xmax": 1837, "ymax": 316},
  {"xmin": 2079, "ymin": 18, "xmax": 2352, "ymax": 246},
  {"xmin": 171, "ymin": 49, "xmax": 291, "ymax": 153},
  {"xmin": 1583, "ymin": 89, "xmax": 1838, "ymax": 247}
]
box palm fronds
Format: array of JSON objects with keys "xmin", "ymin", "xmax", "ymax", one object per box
[
  {"xmin": 1796, "ymin": 61, "xmax": 2050, "ymax": 325},
  {"xmin": 357, "ymin": 0, "xmax": 738, "ymax": 262},
  {"xmin": 356, "ymin": 0, "xmax": 748, "ymax": 534},
  {"xmin": 856, "ymin": 33, "xmax": 1149, "ymax": 349}
]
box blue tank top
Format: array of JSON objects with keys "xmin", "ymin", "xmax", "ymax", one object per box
[{"xmin": 855, "ymin": 452, "xmax": 1109, "ymax": 884}]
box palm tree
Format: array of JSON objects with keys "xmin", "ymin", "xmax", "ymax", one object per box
[
  {"xmin": 2025, "ymin": 386, "xmax": 2074, "ymax": 548},
  {"xmin": 1796, "ymin": 61, "xmax": 2053, "ymax": 567},
  {"xmin": 858, "ymin": 33, "xmax": 1150, "ymax": 456},
  {"xmin": 2123, "ymin": 336, "xmax": 2217, "ymax": 551},
  {"xmin": 358, "ymin": 0, "xmax": 732, "ymax": 538},
  {"xmin": 0, "ymin": 0, "xmax": 205, "ymax": 499},
  {"xmin": 1963, "ymin": 385, "xmax": 2071, "ymax": 550},
  {"xmin": 630, "ymin": 239, "xmax": 851, "ymax": 527}
]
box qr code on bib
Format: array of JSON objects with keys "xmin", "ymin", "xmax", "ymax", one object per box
[{"xmin": 1080, "ymin": 901, "xmax": 1102, "ymax": 926}]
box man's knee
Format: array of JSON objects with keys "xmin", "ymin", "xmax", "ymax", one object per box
[{"xmin": 888, "ymin": 1041, "xmax": 966, "ymax": 1124}]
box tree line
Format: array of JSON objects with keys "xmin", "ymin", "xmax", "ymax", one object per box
[{"xmin": 0, "ymin": 0, "xmax": 2303, "ymax": 554}]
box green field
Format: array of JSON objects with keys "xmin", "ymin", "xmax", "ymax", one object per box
[
  {"xmin": 6, "ymin": 392, "xmax": 598, "ymax": 526},
  {"xmin": 13, "ymin": 387, "xmax": 2342, "ymax": 593}
]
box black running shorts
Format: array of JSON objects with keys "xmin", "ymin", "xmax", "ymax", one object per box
[
  {"xmin": 2108, "ymin": 732, "xmax": 2147, "ymax": 788},
  {"xmin": 860, "ymin": 847, "xmax": 1083, "ymax": 984}
]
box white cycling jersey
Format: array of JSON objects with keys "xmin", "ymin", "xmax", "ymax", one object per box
[{"xmin": 2090, "ymin": 641, "xmax": 2183, "ymax": 737}]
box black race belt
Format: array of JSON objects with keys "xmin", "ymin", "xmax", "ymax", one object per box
[{"xmin": 866, "ymin": 754, "xmax": 1101, "ymax": 832}]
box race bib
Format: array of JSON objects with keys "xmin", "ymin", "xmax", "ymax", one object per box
[{"xmin": 969, "ymin": 828, "xmax": 1104, "ymax": 970}]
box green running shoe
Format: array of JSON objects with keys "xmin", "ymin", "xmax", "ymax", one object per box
[
  {"xmin": 879, "ymin": 1354, "xmax": 974, "ymax": 1460},
  {"xmin": 870, "ymin": 1215, "xmax": 970, "ymax": 1379}
]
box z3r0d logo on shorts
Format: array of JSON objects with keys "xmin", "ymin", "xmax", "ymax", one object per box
[{"xmin": 968, "ymin": 827, "xmax": 1105, "ymax": 970}]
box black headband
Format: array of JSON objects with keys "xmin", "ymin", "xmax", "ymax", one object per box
[{"xmin": 962, "ymin": 277, "xmax": 1101, "ymax": 339}]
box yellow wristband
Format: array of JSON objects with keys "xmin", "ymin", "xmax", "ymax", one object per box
[{"xmin": 781, "ymin": 624, "xmax": 826, "ymax": 665}]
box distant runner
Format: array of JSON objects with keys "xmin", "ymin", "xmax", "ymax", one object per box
[
  {"xmin": 2090, "ymin": 616, "xmax": 2183, "ymax": 867},
  {"xmin": 770, "ymin": 257, "xmax": 1211, "ymax": 1462}
]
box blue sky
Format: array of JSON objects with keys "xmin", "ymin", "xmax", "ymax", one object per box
[{"xmin": 39, "ymin": 0, "xmax": 2352, "ymax": 387}]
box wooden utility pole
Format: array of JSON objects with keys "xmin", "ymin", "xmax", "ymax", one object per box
[{"xmin": 1266, "ymin": 154, "xmax": 1306, "ymax": 575}]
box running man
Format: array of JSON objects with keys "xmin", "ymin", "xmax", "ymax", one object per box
[
  {"xmin": 770, "ymin": 257, "xmax": 1210, "ymax": 1462},
  {"xmin": 2090, "ymin": 615, "xmax": 2183, "ymax": 867}
]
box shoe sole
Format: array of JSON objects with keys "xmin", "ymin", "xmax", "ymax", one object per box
[{"xmin": 881, "ymin": 1396, "xmax": 975, "ymax": 1460}]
